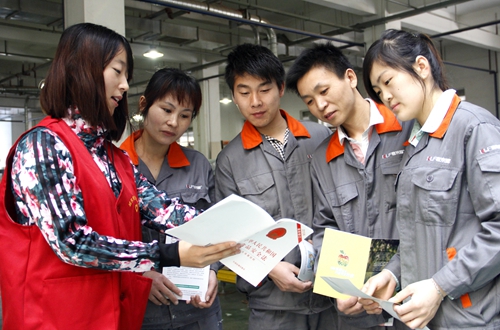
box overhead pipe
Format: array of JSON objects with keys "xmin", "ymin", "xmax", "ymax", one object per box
[
  {"xmin": 0, "ymin": 61, "xmax": 52, "ymax": 85},
  {"xmin": 352, "ymin": 0, "xmax": 471, "ymax": 29},
  {"xmin": 430, "ymin": 17, "xmax": 500, "ymax": 119},
  {"xmin": 0, "ymin": 86, "xmax": 40, "ymax": 94},
  {"xmin": 250, "ymin": 25, "xmax": 260, "ymax": 45},
  {"xmin": 265, "ymin": 26, "xmax": 278, "ymax": 56},
  {"xmin": 220, "ymin": 0, "xmax": 361, "ymax": 33},
  {"xmin": 0, "ymin": 119, "xmax": 23, "ymax": 123},
  {"xmin": 430, "ymin": 19, "xmax": 500, "ymax": 39},
  {"xmin": 247, "ymin": 15, "xmax": 277, "ymax": 55},
  {"xmin": 138, "ymin": 0, "xmax": 364, "ymax": 48},
  {"xmin": 150, "ymin": 0, "xmax": 279, "ymax": 55},
  {"xmin": 289, "ymin": 0, "xmax": 470, "ymax": 46}
]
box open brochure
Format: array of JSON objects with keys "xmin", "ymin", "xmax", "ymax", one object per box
[
  {"xmin": 165, "ymin": 194, "xmax": 313, "ymax": 287},
  {"xmin": 314, "ymin": 228, "xmax": 398, "ymax": 299},
  {"xmin": 321, "ymin": 277, "xmax": 430, "ymax": 330}
]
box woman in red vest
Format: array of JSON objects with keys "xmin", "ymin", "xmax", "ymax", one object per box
[{"xmin": 0, "ymin": 23, "xmax": 239, "ymax": 330}]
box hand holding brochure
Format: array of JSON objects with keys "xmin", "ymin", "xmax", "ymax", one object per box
[
  {"xmin": 163, "ymin": 265, "xmax": 209, "ymax": 302},
  {"xmin": 321, "ymin": 277, "xmax": 430, "ymax": 330},
  {"xmin": 162, "ymin": 236, "xmax": 210, "ymax": 302},
  {"xmin": 165, "ymin": 194, "xmax": 313, "ymax": 287},
  {"xmin": 314, "ymin": 228, "xmax": 399, "ymax": 299}
]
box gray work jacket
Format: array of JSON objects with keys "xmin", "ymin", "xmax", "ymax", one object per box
[
  {"xmin": 311, "ymin": 103, "xmax": 413, "ymax": 329},
  {"xmin": 386, "ymin": 96, "xmax": 500, "ymax": 329},
  {"xmin": 215, "ymin": 110, "xmax": 333, "ymax": 313},
  {"xmin": 121, "ymin": 131, "xmax": 218, "ymax": 327}
]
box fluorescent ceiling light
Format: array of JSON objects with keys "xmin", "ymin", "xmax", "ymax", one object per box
[
  {"xmin": 143, "ymin": 47, "xmax": 164, "ymax": 59},
  {"xmin": 219, "ymin": 97, "xmax": 232, "ymax": 105}
]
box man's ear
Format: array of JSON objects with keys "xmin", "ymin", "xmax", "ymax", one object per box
[
  {"xmin": 278, "ymin": 83, "xmax": 285, "ymax": 97},
  {"xmin": 231, "ymin": 93, "xmax": 239, "ymax": 109},
  {"xmin": 345, "ymin": 68, "xmax": 358, "ymax": 89}
]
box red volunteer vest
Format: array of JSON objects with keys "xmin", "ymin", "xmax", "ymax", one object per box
[{"xmin": 0, "ymin": 117, "xmax": 152, "ymax": 330}]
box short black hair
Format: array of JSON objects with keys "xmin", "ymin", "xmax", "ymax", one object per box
[
  {"xmin": 286, "ymin": 42, "xmax": 353, "ymax": 96},
  {"xmin": 225, "ymin": 43, "xmax": 284, "ymax": 93},
  {"xmin": 140, "ymin": 68, "xmax": 202, "ymax": 120}
]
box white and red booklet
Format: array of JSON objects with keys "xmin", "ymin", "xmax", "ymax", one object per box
[{"xmin": 165, "ymin": 194, "xmax": 313, "ymax": 287}]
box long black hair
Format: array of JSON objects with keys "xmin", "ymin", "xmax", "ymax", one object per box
[{"xmin": 363, "ymin": 29, "xmax": 449, "ymax": 104}]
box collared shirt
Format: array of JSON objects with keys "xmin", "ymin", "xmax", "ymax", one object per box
[
  {"xmin": 120, "ymin": 130, "xmax": 191, "ymax": 168},
  {"xmin": 120, "ymin": 129, "xmax": 214, "ymax": 213},
  {"xmin": 240, "ymin": 109, "xmax": 311, "ymax": 150},
  {"xmin": 215, "ymin": 109, "xmax": 333, "ymax": 313},
  {"xmin": 264, "ymin": 128, "xmax": 290, "ymax": 160},
  {"xmin": 408, "ymin": 89, "xmax": 457, "ymax": 147},
  {"xmin": 337, "ymin": 99, "xmax": 384, "ymax": 164}
]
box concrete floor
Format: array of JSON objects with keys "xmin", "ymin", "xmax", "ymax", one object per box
[{"xmin": 218, "ymin": 281, "xmax": 250, "ymax": 330}]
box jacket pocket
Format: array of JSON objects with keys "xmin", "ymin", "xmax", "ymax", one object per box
[
  {"xmin": 436, "ymin": 277, "xmax": 500, "ymax": 328},
  {"xmin": 328, "ymin": 183, "xmax": 359, "ymax": 229},
  {"xmin": 180, "ymin": 189, "xmax": 212, "ymax": 205},
  {"xmin": 411, "ymin": 167, "xmax": 459, "ymax": 226},
  {"xmin": 380, "ymin": 162, "xmax": 401, "ymax": 175},
  {"xmin": 236, "ymin": 172, "xmax": 278, "ymax": 217},
  {"xmin": 119, "ymin": 272, "xmax": 152, "ymax": 330},
  {"xmin": 379, "ymin": 148, "xmax": 404, "ymax": 175},
  {"xmin": 477, "ymin": 152, "xmax": 500, "ymax": 205},
  {"xmin": 380, "ymin": 158, "xmax": 401, "ymax": 212}
]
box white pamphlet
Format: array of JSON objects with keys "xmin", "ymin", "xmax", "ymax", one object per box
[
  {"xmin": 321, "ymin": 277, "xmax": 430, "ymax": 330},
  {"xmin": 165, "ymin": 194, "xmax": 313, "ymax": 287},
  {"xmin": 162, "ymin": 265, "xmax": 209, "ymax": 302},
  {"xmin": 297, "ymin": 240, "xmax": 316, "ymax": 282}
]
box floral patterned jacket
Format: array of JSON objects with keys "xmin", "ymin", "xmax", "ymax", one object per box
[{"xmin": 10, "ymin": 111, "xmax": 198, "ymax": 272}]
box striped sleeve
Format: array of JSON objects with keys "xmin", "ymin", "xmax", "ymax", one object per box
[{"xmin": 11, "ymin": 128, "xmax": 160, "ymax": 272}]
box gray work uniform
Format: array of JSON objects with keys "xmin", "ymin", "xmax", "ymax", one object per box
[
  {"xmin": 121, "ymin": 132, "xmax": 221, "ymax": 330},
  {"xmin": 311, "ymin": 103, "xmax": 412, "ymax": 330},
  {"xmin": 386, "ymin": 97, "xmax": 500, "ymax": 329},
  {"xmin": 215, "ymin": 110, "xmax": 335, "ymax": 330}
]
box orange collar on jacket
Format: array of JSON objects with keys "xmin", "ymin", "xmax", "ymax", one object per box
[
  {"xmin": 402, "ymin": 94, "xmax": 461, "ymax": 146},
  {"xmin": 241, "ymin": 109, "xmax": 311, "ymax": 150},
  {"xmin": 120, "ymin": 130, "xmax": 190, "ymax": 168},
  {"xmin": 326, "ymin": 103, "xmax": 402, "ymax": 162},
  {"xmin": 429, "ymin": 94, "xmax": 461, "ymax": 139}
]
